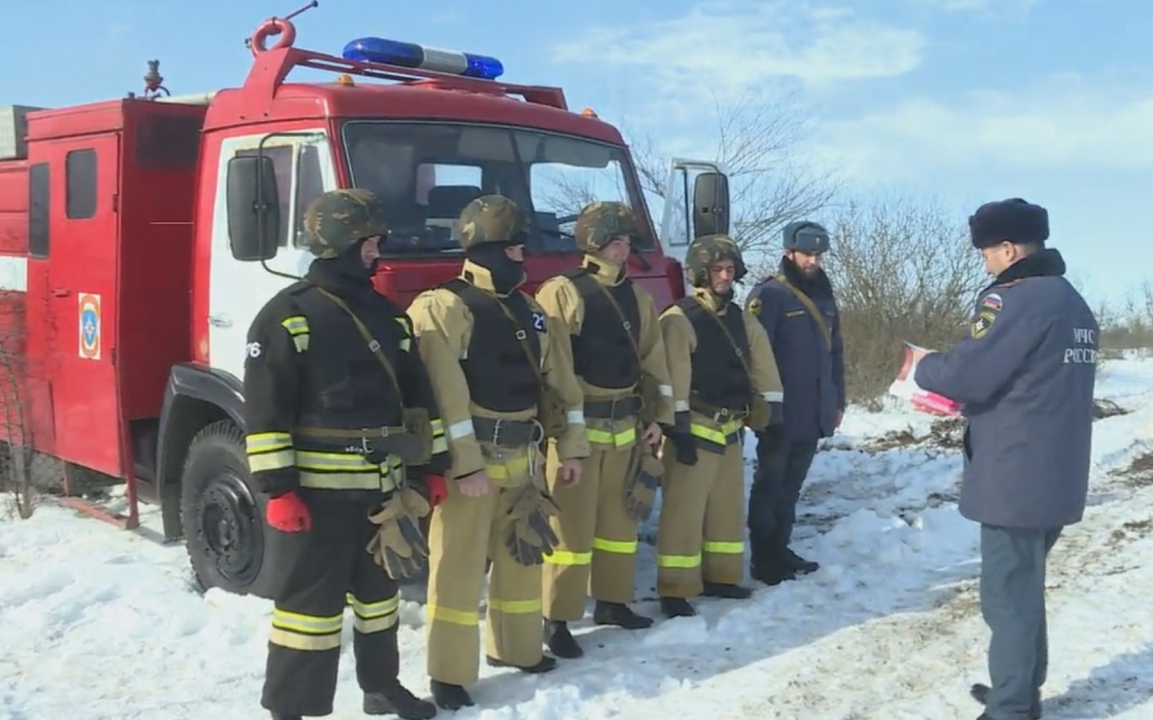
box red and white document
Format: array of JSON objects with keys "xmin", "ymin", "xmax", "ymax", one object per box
[{"xmin": 888, "ymin": 342, "xmax": 962, "ymax": 417}]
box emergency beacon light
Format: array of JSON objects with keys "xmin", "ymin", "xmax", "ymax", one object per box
[{"xmin": 342, "ymin": 37, "xmax": 505, "ymax": 80}]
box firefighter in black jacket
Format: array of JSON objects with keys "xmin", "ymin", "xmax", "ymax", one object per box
[{"xmin": 244, "ymin": 188, "xmax": 451, "ymax": 720}]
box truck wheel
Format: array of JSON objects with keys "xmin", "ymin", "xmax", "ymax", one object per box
[{"xmin": 180, "ymin": 419, "xmax": 285, "ymax": 598}]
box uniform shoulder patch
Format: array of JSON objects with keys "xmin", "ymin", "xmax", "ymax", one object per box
[
  {"xmin": 393, "ymin": 315, "xmax": 411, "ymax": 336},
  {"xmin": 748, "ymin": 297, "xmax": 763, "ymax": 316},
  {"xmin": 971, "ymin": 309, "xmax": 997, "ymax": 339},
  {"xmin": 531, "ymin": 310, "xmax": 547, "ymax": 332},
  {"xmin": 980, "ymin": 292, "xmax": 1003, "ymax": 312}
]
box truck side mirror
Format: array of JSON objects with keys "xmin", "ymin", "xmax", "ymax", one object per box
[
  {"xmin": 692, "ymin": 171, "xmax": 730, "ymax": 238},
  {"xmin": 226, "ymin": 155, "xmax": 280, "ymax": 262}
]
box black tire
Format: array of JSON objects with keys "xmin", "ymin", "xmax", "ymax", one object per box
[{"xmin": 180, "ymin": 419, "xmax": 290, "ymax": 598}]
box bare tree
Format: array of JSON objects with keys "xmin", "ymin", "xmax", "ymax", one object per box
[
  {"xmin": 0, "ymin": 302, "xmax": 35, "ymax": 519},
  {"xmin": 822, "ymin": 193, "xmax": 989, "ymax": 405},
  {"xmin": 632, "ymin": 89, "xmax": 840, "ymax": 259},
  {"xmin": 536, "ymin": 88, "xmax": 839, "ymax": 260}
]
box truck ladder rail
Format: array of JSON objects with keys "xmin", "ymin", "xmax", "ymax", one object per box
[{"xmin": 241, "ymin": 46, "xmax": 569, "ymax": 114}]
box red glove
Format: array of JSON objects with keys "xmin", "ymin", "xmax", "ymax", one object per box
[
  {"xmin": 425, "ymin": 475, "xmax": 448, "ymax": 508},
  {"xmin": 266, "ymin": 491, "xmax": 311, "ymax": 532}
]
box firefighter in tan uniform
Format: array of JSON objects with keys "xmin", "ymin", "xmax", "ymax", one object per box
[
  {"xmin": 244, "ymin": 189, "xmax": 449, "ymax": 720},
  {"xmin": 655, "ymin": 234, "xmax": 785, "ymax": 618},
  {"xmin": 406, "ymin": 194, "xmax": 589, "ymax": 711},
  {"xmin": 534, "ymin": 201, "xmax": 674, "ymax": 659}
]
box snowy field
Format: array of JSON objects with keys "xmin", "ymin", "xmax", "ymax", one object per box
[{"xmin": 3, "ymin": 358, "xmax": 1153, "ymax": 720}]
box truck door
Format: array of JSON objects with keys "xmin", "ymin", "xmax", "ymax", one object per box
[
  {"xmin": 208, "ymin": 132, "xmax": 337, "ymax": 382},
  {"xmin": 47, "ymin": 134, "xmax": 124, "ymax": 475},
  {"xmin": 659, "ymin": 158, "xmax": 731, "ymax": 293}
]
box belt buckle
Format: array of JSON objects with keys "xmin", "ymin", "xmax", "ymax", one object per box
[
  {"xmin": 529, "ymin": 418, "xmax": 544, "ymax": 445},
  {"xmin": 608, "ymin": 397, "xmax": 622, "ymax": 419}
]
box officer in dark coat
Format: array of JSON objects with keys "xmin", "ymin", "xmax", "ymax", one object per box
[
  {"xmin": 912, "ymin": 198, "xmax": 1098, "ymax": 720},
  {"xmin": 244, "ymin": 188, "xmax": 452, "ymax": 720},
  {"xmin": 744, "ymin": 221, "xmax": 845, "ymax": 585}
]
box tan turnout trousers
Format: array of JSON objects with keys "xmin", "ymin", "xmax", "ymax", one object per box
[
  {"xmin": 541, "ymin": 421, "xmax": 639, "ymax": 621},
  {"xmin": 655, "ymin": 416, "xmax": 747, "ymax": 597},
  {"xmin": 425, "ymin": 442, "xmax": 546, "ymax": 686}
]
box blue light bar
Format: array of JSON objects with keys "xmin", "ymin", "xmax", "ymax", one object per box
[{"xmin": 342, "ymin": 37, "xmax": 504, "ymax": 80}]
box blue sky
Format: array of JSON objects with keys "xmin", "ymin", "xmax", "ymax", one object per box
[{"xmin": 2, "ymin": 0, "xmax": 1149, "ymax": 306}]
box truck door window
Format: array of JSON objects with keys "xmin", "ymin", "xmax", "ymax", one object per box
[
  {"xmin": 235, "ymin": 145, "xmax": 293, "ymax": 247},
  {"xmin": 342, "ymin": 121, "xmax": 652, "ymax": 257},
  {"xmin": 65, "ymin": 148, "xmax": 97, "ymax": 220},
  {"xmin": 28, "ymin": 162, "xmax": 50, "ymax": 258},
  {"xmin": 293, "ymin": 143, "xmax": 326, "ymax": 249}
]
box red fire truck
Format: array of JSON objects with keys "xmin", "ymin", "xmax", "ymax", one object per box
[{"xmin": 0, "ymin": 5, "xmax": 730, "ymax": 598}]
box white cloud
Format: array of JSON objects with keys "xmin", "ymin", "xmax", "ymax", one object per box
[
  {"xmin": 551, "ymin": 2, "xmax": 925, "ymax": 116},
  {"xmin": 811, "ymin": 75, "xmax": 1153, "ymax": 180}
]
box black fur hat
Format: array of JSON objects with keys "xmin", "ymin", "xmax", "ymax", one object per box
[{"xmin": 968, "ymin": 198, "xmax": 1049, "ymax": 249}]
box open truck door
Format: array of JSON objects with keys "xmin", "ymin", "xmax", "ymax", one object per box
[{"xmin": 658, "ymin": 158, "xmax": 731, "ymax": 294}]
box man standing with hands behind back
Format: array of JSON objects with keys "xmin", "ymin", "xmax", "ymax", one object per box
[
  {"xmin": 912, "ymin": 198, "xmax": 1098, "ymax": 720},
  {"xmin": 744, "ymin": 220, "xmax": 845, "ymax": 586}
]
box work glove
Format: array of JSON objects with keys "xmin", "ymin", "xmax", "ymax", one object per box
[
  {"xmin": 666, "ymin": 431, "xmax": 698, "ymax": 466},
  {"xmin": 409, "ymin": 468, "xmax": 449, "ymax": 509},
  {"xmin": 266, "ymin": 491, "xmax": 311, "ymax": 532},
  {"xmin": 366, "ymin": 487, "xmax": 432, "ymax": 580},
  {"xmin": 624, "ymin": 449, "xmax": 663, "ymax": 522},
  {"xmin": 424, "ymin": 475, "xmax": 448, "ymax": 508},
  {"xmin": 504, "ymin": 484, "xmax": 562, "ymax": 566}
]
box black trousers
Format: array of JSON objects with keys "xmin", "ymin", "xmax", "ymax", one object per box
[
  {"xmin": 261, "ymin": 498, "xmax": 401, "ymax": 717},
  {"xmin": 748, "ymin": 435, "xmax": 818, "ymax": 567}
]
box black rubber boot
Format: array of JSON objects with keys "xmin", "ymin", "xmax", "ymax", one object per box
[
  {"xmin": 592, "ymin": 601, "xmax": 654, "ymax": 629},
  {"xmin": 364, "ymin": 680, "xmax": 437, "ymax": 719},
  {"xmin": 659, "ymin": 596, "xmax": 696, "ymax": 618},
  {"xmin": 702, "ymin": 582, "xmax": 753, "ymax": 599},
  {"xmin": 486, "ymin": 654, "xmax": 558, "ymax": 674},
  {"xmin": 269, "ymin": 713, "xmax": 302, "ymax": 720},
  {"xmin": 429, "ymin": 681, "xmax": 473, "ymax": 711},
  {"xmin": 544, "ymin": 619, "xmax": 583, "ymax": 658},
  {"xmin": 781, "ymin": 548, "xmax": 819, "ymax": 574},
  {"xmin": 750, "ymin": 559, "xmax": 796, "ymax": 586}
]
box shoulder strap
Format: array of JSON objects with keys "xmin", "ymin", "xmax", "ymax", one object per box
[
  {"xmin": 704, "ymin": 304, "xmax": 752, "ymax": 377},
  {"xmin": 585, "ymin": 277, "xmax": 643, "ymax": 366},
  {"xmin": 774, "ymin": 274, "xmax": 832, "ymax": 348},
  {"xmin": 681, "ymin": 295, "xmax": 753, "ymax": 377},
  {"xmin": 310, "ymin": 285, "xmax": 402, "ymax": 396},
  {"xmin": 490, "ymin": 292, "xmax": 545, "ymax": 389}
]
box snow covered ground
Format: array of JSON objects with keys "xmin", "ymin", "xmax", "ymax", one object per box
[{"xmin": 3, "ymin": 358, "xmax": 1153, "ymax": 720}]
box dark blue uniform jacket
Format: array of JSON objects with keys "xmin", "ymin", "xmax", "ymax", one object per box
[
  {"xmin": 746, "ymin": 258, "xmax": 846, "ymax": 441},
  {"xmin": 915, "ymin": 248, "xmax": 1098, "ymax": 529}
]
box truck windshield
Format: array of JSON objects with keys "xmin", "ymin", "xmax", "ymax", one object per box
[{"xmin": 341, "ymin": 120, "xmax": 652, "ymax": 256}]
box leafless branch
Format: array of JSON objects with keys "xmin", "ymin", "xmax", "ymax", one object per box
[
  {"xmin": 555, "ymin": 87, "xmax": 841, "ymax": 259},
  {"xmin": 820, "ymin": 193, "xmax": 989, "ymax": 404}
]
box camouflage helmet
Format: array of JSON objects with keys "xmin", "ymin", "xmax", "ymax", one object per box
[
  {"xmin": 303, "ymin": 188, "xmax": 388, "ymax": 259},
  {"xmin": 573, "ymin": 201, "xmax": 638, "ymax": 253},
  {"xmin": 454, "ymin": 194, "xmax": 527, "ymax": 250},
  {"xmin": 685, "ymin": 233, "xmax": 747, "ymax": 287}
]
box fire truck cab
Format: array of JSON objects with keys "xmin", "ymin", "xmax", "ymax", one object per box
[{"xmin": 0, "ymin": 13, "xmax": 731, "ymax": 597}]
